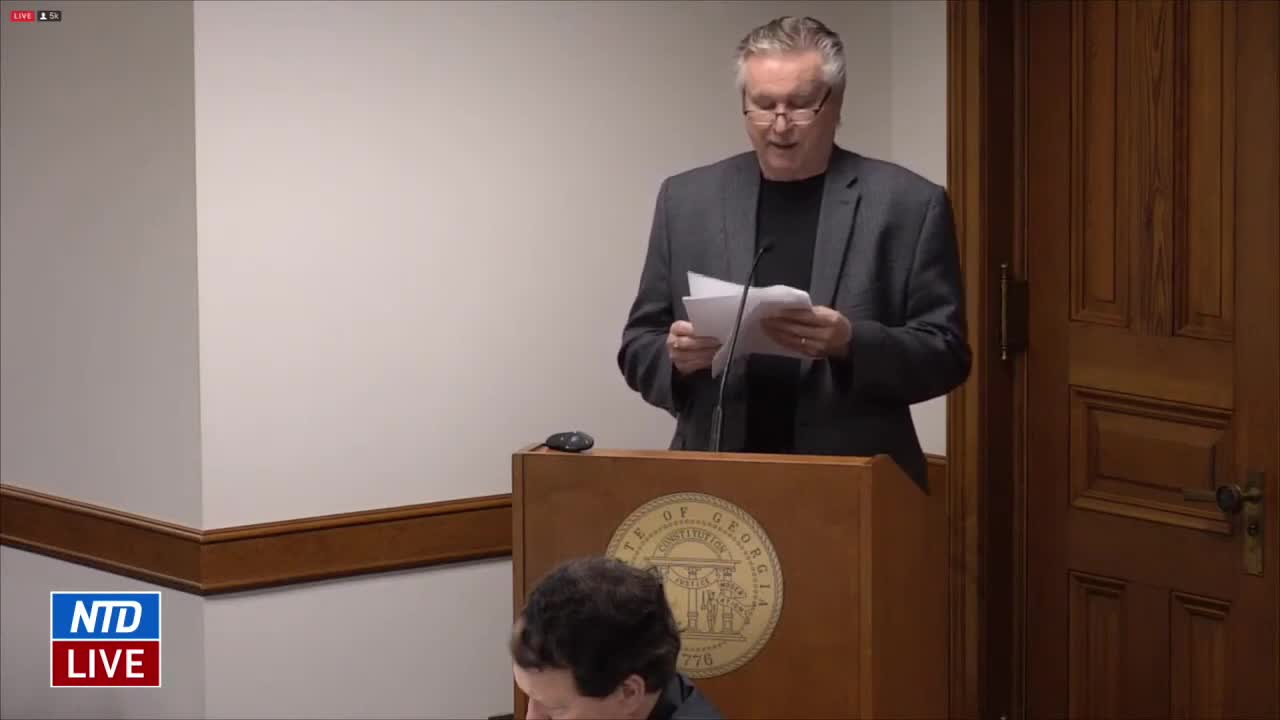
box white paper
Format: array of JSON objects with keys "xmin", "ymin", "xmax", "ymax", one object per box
[{"xmin": 681, "ymin": 271, "xmax": 813, "ymax": 377}]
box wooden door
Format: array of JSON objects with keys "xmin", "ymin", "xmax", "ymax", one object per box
[{"xmin": 1023, "ymin": 1, "xmax": 1278, "ymax": 718}]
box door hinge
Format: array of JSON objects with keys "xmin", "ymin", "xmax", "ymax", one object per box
[{"xmin": 999, "ymin": 262, "xmax": 1027, "ymax": 361}]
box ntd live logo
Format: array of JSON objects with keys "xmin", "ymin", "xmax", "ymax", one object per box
[{"xmin": 50, "ymin": 592, "xmax": 161, "ymax": 688}]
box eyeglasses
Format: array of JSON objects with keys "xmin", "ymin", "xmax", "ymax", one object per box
[{"xmin": 743, "ymin": 87, "xmax": 832, "ymax": 127}]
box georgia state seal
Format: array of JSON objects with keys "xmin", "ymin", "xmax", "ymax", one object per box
[{"xmin": 605, "ymin": 492, "xmax": 784, "ymax": 679}]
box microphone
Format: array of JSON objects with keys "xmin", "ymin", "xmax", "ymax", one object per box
[{"xmin": 709, "ymin": 244, "xmax": 772, "ymax": 452}]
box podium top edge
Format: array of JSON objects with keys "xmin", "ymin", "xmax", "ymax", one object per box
[{"xmin": 513, "ymin": 446, "xmax": 885, "ymax": 467}]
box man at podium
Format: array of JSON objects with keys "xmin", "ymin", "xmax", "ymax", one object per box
[
  {"xmin": 617, "ymin": 16, "xmax": 969, "ymax": 488},
  {"xmin": 511, "ymin": 557, "xmax": 722, "ymax": 720}
]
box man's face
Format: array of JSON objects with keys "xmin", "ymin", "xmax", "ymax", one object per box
[
  {"xmin": 741, "ymin": 50, "xmax": 841, "ymax": 181},
  {"xmin": 514, "ymin": 665, "xmax": 640, "ymax": 720}
]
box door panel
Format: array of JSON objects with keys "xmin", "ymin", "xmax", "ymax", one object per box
[{"xmin": 1024, "ymin": 1, "xmax": 1279, "ymax": 718}]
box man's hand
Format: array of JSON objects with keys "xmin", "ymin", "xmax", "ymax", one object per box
[
  {"xmin": 760, "ymin": 306, "xmax": 853, "ymax": 359},
  {"xmin": 667, "ymin": 321, "xmax": 722, "ymax": 375}
]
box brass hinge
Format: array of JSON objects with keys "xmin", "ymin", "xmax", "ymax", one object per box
[{"xmin": 999, "ymin": 262, "xmax": 1028, "ymax": 361}]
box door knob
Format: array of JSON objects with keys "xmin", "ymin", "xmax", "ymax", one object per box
[
  {"xmin": 1183, "ymin": 471, "xmax": 1265, "ymax": 576},
  {"xmin": 1182, "ymin": 482, "xmax": 1263, "ymax": 514}
]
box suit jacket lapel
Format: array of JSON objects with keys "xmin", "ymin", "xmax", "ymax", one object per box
[
  {"xmin": 722, "ymin": 153, "xmax": 760, "ymax": 284},
  {"xmin": 808, "ymin": 148, "xmax": 862, "ymax": 308}
]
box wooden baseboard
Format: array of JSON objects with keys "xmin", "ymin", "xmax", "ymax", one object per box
[
  {"xmin": 0, "ymin": 455, "xmax": 944, "ymax": 594},
  {"xmin": 0, "ymin": 485, "xmax": 511, "ymax": 595}
]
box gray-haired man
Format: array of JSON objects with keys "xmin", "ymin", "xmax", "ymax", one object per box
[{"xmin": 617, "ymin": 16, "xmax": 970, "ymax": 488}]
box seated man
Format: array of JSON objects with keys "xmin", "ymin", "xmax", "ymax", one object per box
[{"xmin": 510, "ymin": 556, "xmax": 722, "ymax": 720}]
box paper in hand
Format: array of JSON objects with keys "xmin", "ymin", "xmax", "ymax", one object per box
[{"xmin": 681, "ymin": 271, "xmax": 813, "ymax": 377}]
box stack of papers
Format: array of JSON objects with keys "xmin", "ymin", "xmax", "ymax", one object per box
[{"xmin": 681, "ymin": 271, "xmax": 813, "ymax": 377}]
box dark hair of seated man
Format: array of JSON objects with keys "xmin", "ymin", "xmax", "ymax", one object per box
[{"xmin": 509, "ymin": 556, "xmax": 722, "ymax": 720}]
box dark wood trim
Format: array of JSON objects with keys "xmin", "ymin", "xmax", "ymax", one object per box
[
  {"xmin": 1, "ymin": 456, "xmax": 947, "ymax": 596},
  {"xmin": 0, "ymin": 484, "xmax": 511, "ymax": 595},
  {"xmin": 0, "ymin": 485, "xmax": 204, "ymax": 593},
  {"xmin": 947, "ymin": 3, "xmax": 981, "ymax": 717},
  {"xmin": 946, "ymin": 3, "xmax": 976, "ymax": 715},
  {"xmin": 948, "ymin": 1, "xmax": 1018, "ymax": 719},
  {"xmin": 1009, "ymin": 2, "xmax": 1030, "ymax": 716},
  {"xmin": 200, "ymin": 495, "xmax": 512, "ymax": 593}
]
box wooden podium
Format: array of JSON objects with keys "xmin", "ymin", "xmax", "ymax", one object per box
[{"xmin": 511, "ymin": 447, "xmax": 948, "ymax": 720}]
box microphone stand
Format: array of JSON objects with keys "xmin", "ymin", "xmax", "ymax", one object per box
[{"xmin": 708, "ymin": 245, "xmax": 771, "ymax": 452}]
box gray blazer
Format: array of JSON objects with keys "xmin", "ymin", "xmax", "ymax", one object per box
[{"xmin": 616, "ymin": 146, "xmax": 970, "ymax": 488}]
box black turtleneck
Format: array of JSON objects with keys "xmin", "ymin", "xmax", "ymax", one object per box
[{"xmin": 744, "ymin": 171, "xmax": 825, "ymax": 453}]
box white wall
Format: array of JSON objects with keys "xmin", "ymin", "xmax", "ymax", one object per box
[
  {"xmin": 0, "ymin": 0, "xmax": 203, "ymax": 528},
  {"xmin": 203, "ymin": 559, "xmax": 511, "ymax": 720},
  {"xmin": 1, "ymin": 1, "xmax": 948, "ymax": 718},
  {"xmin": 891, "ymin": 0, "xmax": 949, "ymax": 185},
  {"xmin": 892, "ymin": 0, "xmax": 950, "ymax": 454}
]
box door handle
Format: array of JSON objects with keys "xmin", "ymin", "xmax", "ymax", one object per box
[
  {"xmin": 1183, "ymin": 471, "xmax": 1264, "ymax": 576},
  {"xmin": 1182, "ymin": 481, "xmax": 1263, "ymax": 514}
]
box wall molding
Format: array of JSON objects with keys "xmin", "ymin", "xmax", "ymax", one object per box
[
  {"xmin": 0, "ymin": 485, "xmax": 512, "ymax": 595},
  {"xmin": 1, "ymin": 455, "xmax": 944, "ymax": 595}
]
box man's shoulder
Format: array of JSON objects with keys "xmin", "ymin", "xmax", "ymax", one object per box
[
  {"xmin": 659, "ymin": 151, "xmax": 756, "ymax": 196},
  {"xmin": 843, "ymin": 150, "xmax": 946, "ymax": 203},
  {"xmin": 669, "ymin": 673, "xmax": 724, "ymax": 720}
]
